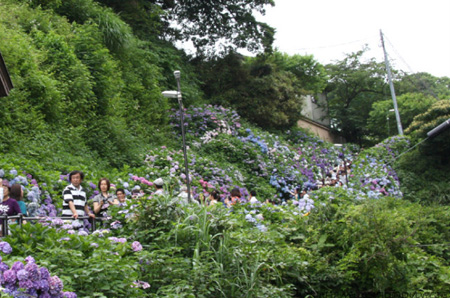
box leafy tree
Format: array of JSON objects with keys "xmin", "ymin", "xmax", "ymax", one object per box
[
  {"xmin": 395, "ymin": 72, "xmax": 450, "ymax": 99},
  {"xmin": 367, "ymin": 93, "xmax": 437, "ymax": 142},
  {"xmin": 405, "ymin": 99, "xmax": 450, "ymax": 163},
  {"xmin": 97, "ymin": 0, "xmax": 276, "ymax": 56},
  {"xmin": 93, "ymin": 0, "xmax": 164, "ymax": 40},
  {"xmin": 325, "ymin": 48, "xmax": 387, "ymax": 145},
  {"xmin": 22, "ymin": 0, "xmax": 135, "ymax": 54},
  {"xmin": 238, "ymin": 69, "xmax": 303, "ymax": 128},
  {"xmin": 265, "ymin": 52, "xmax": 328, "ymax": 94},
  {"xmin": 196, "ymin": 51, "xmax": 327, "ymax": 129}
]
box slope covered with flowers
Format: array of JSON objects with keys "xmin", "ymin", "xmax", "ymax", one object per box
[{"xmin": 1, "ymin": 105, "xmax": 448, "ymax": 297}]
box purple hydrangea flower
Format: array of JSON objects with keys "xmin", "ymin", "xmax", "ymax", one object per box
[
  {"xmin": 19, "ymin": 279, "xmax": 35, "ymax": 290},
  {"xmin": 11, "ymin": 261, "xmax": 24, "ymax": 272},
  {"xmin": 51, "ymin": 218, "xmax": 64, "ymax": 226},
  {"xmin": 35, "ymin": 279, "xmax": 49, "ymax": 291},
  {"xmin": 25, "ymin": 256, "xmax": 35, "ymax": 264},
  {"xmin": 48, "ymin": 276, "xmax": 63, "ymax": 295},
  {"xmin": 71, "ymin": 220, "xmax": 82, "ymax": 229},
  {"xmin": 78, "ymin": 230, "xmax": 88, "ymax": 236},
  {"xmin": 61, "ymin": 224, "xmax": 72, "ymax": 230},
  {"xmin": 16, "ymin": 269, "xmax": 28, "ymax": 281},
  {"xmin": 40, "ymin": 291, "xmax": 52, "ymax": 298},
  {"xmin": 132, "ymin": 241, "xmax": 143, "ymax": 252},
  {"xmin": 40, "ymin": 267, "xmax": 50, "ymax": 280},
  {"xmin": 0, "ymin": 262, "xmax": 9, "ymax": 272},
  {"xmin": 25, "ymin": 263, "xmax": 40, "ymax": 281},
  {"xmin": 0, "ymin": 242, "xmax": 12, "ymax": 254},
  {"xmin": 3, "ymin": 269, "xmax": 17, "ymax": 283},
  {"xmin": 63, "ymin": 291, "xmax": 78, "ymax": 298},
  {"xmin": 108, "ymin": 237, "xmax": 127, "ymax": 244}
]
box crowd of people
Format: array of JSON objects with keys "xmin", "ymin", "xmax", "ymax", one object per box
[{"xmin": 0, "ymin": 160, "xmax": 352, "ymax": 226}]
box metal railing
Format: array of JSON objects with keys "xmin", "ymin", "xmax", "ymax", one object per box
[{"xmin": 0, "ymin": 214, "xmax": 106, "ymax": 237}]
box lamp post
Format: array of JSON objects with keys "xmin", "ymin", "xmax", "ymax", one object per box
[
  {"xmin": 386, "ymin": 109, "xmax": 395, "ymax": 136},
  {"xmin": 162, "ymin": 70, "xmax": 191, "ymax": 203}
]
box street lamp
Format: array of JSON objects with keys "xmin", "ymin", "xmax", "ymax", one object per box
[
  {"xmin": 162, "ymin": 70, "xmax": 191, "ymax": 203},
  {"xmin": 386, "ymin": 109, "xmax": 395, "ymax": 136}
]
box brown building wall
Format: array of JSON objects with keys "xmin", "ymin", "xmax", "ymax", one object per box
[{"xmin": 297, "ymin": 118, "xmax": 345, "ymax": 144}]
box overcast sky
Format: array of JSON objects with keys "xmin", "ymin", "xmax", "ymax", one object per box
[{"xmin": 256, "ymin": 0, "xmax": 450, "ymax": 78}]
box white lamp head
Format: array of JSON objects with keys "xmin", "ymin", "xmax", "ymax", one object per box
[{"xmin": 162, "ymin": 90, "xmax": 178, "ymax": 98}]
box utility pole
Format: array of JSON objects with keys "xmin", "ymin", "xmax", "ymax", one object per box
[{"xmin": 380, "ymin": 30, "xmax": 403, "ymax": 135}]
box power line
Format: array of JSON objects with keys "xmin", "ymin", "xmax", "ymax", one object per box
[
  {"xmin": 290, "ymin": 35, "xmax": 378, "ymax": 51},
  {"xmin": 383, "ymin": 34, "xmax": 415, "ymax": 74},
  {"xmin": 382, "ymin": 31, "xmax": 439, "ymax": 99}
]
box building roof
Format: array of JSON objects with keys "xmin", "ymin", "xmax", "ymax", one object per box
[{"xmin": 0, "ymin": 51, "xmax": 13, "ymax": 97}]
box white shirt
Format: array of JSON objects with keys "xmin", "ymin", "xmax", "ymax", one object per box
[{"xmin": 250, "ymin": 196, "xmax": 258, "ymax": 204}]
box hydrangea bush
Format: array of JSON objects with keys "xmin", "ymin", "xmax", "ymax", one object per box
[{"xmin": 0, "ymin": 242, "xmax": 76, "ymax": 298}]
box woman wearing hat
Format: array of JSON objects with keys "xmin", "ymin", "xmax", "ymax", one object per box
[{"xmin": 153, "ymin": 178, "xmax": 166, "ymax": 196}]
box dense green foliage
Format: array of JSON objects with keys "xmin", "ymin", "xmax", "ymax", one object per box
[
  {"xmin": 368, "ymin": 93, "xmax": 437, "ymax": 139},
  {"xmin": 395, "ymin": 100, "xmax": 450, "ymax": 203},
  {"xmin": 0, "ymin": 0, "xmax": 186, "ymax": 167}
]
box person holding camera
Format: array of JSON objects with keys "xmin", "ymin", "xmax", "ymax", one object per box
[{"xmin": 92, "ymin": 178, "xmax": 118, "ymax": 217}]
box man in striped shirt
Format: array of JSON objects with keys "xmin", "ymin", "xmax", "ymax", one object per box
[{"xmin": 62, "ymin": 171, "xmax": 95, "ymax": 220}]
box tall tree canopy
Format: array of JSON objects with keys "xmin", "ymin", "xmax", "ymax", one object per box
[
  {"xmin": 196, "ymin": 51, "xmax": 328, "ymax": 129},
  {"xmin": 394, "ymin": 72, "xmax": 450, "ymax": 99},
  {"xmin": 325, "ymin": 48, "xmax": 387, "ymax": 145},
  {"xmin": 97, "ymin": 0, "xmax": 276, "ymax": 57}
]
